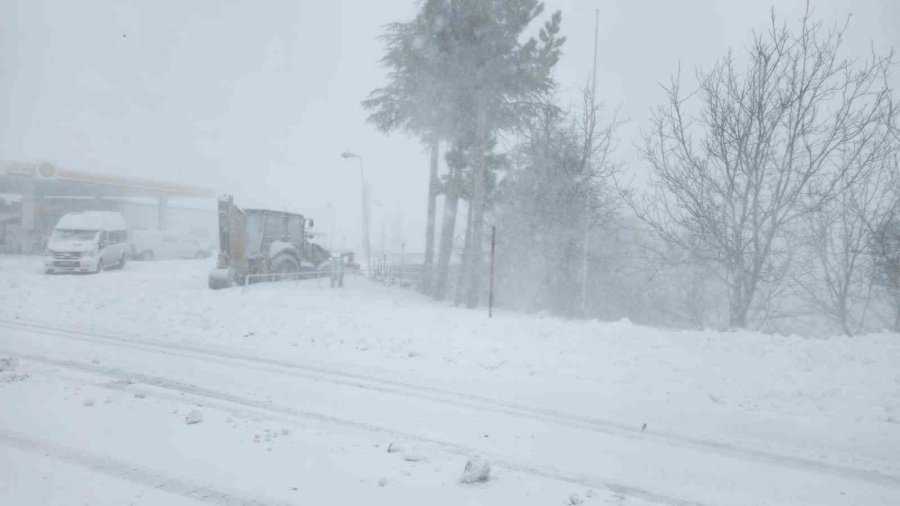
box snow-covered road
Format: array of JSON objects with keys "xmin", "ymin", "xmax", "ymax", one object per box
[{"xmin": 1, "ymin": 256, "xmax": 899, "ymax": 505}]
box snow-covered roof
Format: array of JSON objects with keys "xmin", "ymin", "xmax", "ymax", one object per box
[
  {"xmin": 0, "ymin": 193, "xmax": 21, "ymax": 204},
  {"xmin": 55, "ymin": 211, "xmax": 127, "ymax": 231}
]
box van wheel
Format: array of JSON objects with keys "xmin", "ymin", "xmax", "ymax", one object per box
[
  {"xmin": 117, "ymin": 254, "xmax": 127, "ymax": 270},
  {"xmin": 95, "ymin": 258, "xmax": 104, "ymax": 274}
]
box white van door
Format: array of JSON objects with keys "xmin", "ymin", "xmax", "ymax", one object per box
[
  {"xmin": 180, "ymin": 235, "xmax": 202, "ymax": 258},
  {"xmin": 112, "ymin": 231, "xmax": 127, "ymax": 266},
  {"xmin": 160, "ymin": 233, "xmax": 179, "ymax": 259},
  {"xmin": 97, "ymin": 231, "xmax": 111, "ymax": 268}
]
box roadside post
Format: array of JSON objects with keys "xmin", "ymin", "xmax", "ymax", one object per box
[{"xmin": 489, "ymin": 225, "xmax": 496, "ymax": 318}]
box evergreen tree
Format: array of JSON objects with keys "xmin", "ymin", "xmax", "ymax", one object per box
[
  {"xmin": 496, "ymin": 93, "xmax": 618, "ymax": 315},
  {"xmin": 366, "ymin": 0, "xmax": 564, "ymax": 306}
]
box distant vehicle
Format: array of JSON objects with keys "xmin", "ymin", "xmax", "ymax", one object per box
[
  {"xmin": 208, "ymin": 195, "xmax": 331, "ymax": 289},
  {"xmin": 130, "ymin": 229, "xmax": 212, "ymax": 261},
  {"xmin": 44, "ymin": 211, "xmax": 129, "ymax": 274}
]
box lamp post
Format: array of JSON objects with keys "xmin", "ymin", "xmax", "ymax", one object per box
[
  {"xmin": 341, "ymin": 152, "xmax": 371, "ymax": 275},
  {"xmin": 325, "ymin": 203, "xmax": 336, "ymax": 251},
  {"xmin": 374, "ymin": 199, "xmax": 385, "ymax": 259}
]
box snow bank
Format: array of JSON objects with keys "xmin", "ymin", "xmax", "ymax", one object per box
[{"xmin": 0, "ymin": 255, "xmax": 898, "ymax": 476}]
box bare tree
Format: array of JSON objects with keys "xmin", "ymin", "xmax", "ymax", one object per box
[
  {"xmin": 867, "ymin": 152, "xmax": 900, "ymax": 331},
  {"xmin": 798, "ymin": 147, "xmax": 898, "ymax": 335},
  {"xmin": 493, "ymin": 89, "xmax": 619, "ymax": 316},
  {"xmin": 629, "ymin": 13, "xmax": 896, "ymax": 328}
]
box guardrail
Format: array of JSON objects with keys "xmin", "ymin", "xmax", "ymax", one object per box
[
  {"xmin": 240, "ymin": 257, "xmax": 346, "ymax": 293},
  {"xmin": 371, "ymin": 253, "xmax": 423, "ymax": 288}
]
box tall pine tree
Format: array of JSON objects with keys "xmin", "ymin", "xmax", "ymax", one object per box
[{"xmin": 366, "ymin": 0, "xmax": 564, "ymax": 306}]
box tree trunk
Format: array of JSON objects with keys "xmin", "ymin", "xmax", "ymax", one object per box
[
  {"xmin": 731, "ymin": 302, "xmax": 749, "ymax": 328},
  {"xmin": 728, "ymin": 275, "xmax": 749, "ymax": 328},
  {"xmin": 893, "ymin": 295, "xmax": 900, "ymax": 333},
  {"xmin": 463, "ymin": 103, "xmax": 488, "ymax": 308},
  {"xmin": 455, "ymin": 200, "xmax": 474, "ymax": 306},
  {"xmin": 433, "ymin": 164, "xmax": 460, "ymax": 301},
  {"xmin": 420, "ymin": 139, "xmax": 440, "ymax": 295}
]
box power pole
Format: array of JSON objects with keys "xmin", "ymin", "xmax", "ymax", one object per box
[
  {"xmin": 581, "ymin": 7, "xmax": 600, "ymax": 316},
  {"xmin": 592, "ymin": 8, "xmax": 599, "ymax": 97},
  {"xmin": 340, "ymin": 152, "xmax": 372, "ymax": 275}
]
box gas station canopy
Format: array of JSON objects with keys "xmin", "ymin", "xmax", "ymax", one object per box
[
  {"xmin": 1, "ymin": 162, "xmax": 215, "ymax": 199},
  {"xmin": 0, "ymin": 162, "xmax": 217, "ymax": 253}
]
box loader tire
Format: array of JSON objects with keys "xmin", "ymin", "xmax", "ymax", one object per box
[{"xmin": 270, "ymin": 253, "xmax": 300, "ymax": 280}]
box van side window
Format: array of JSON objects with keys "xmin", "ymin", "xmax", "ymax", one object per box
[
  {"xmin": 99, "ymin": 231, "xmax": 108, "ymax": 246},
  {"xmin": 110, "ymin": 231, "xmax": 126, "ymax": 244}
]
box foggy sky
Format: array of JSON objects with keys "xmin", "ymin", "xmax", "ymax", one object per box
[{"xmin": 2, "ymin": 0, "xmax": 898, "ymax": 253}]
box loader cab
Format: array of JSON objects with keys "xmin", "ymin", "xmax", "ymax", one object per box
[
  {"xmin": 209, "ymin": 195, "xmax": 330, "ymax": 289},
  {"xmin": 244, "ymin": 209, "xmax": 308, "ymax": 253}
]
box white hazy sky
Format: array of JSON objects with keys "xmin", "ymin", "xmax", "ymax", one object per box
[{"xmin": 2, "ymin": 0, "xmax": 898, "ymax": 252}]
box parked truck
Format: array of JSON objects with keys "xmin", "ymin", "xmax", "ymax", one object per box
[{"xmin": 208, "ymin": 195, "xmax": 330, "ymax": 289}]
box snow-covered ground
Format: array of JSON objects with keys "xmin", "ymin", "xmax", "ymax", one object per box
[{"xmin": 1, "ymin": 255, "xmax": 899, "ymax": 505}]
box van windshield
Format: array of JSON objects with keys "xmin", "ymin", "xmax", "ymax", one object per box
[{"xmin": 51, "ymin": 230, "xmax": 98, "ymax": 241}]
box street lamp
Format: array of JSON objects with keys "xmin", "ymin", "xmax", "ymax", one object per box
[
  {"xmin": 325, "ymin": 203, "xmax": 336, "ymax": 251},
  {"xmin": 341, "ymin": 151, "xmax": 371, "ymax": 275},
  {"xmin": 373, "ymin": 200, "xmax": 386, "ymax": 264}
]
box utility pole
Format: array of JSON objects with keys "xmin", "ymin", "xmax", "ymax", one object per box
[
  {"xmin": 341, "ymin": 152, "xmax": 372, "ymax": 275},
  {"xmin": 591, "ymin": 8, "xmax": 599, "ymax": 97},
  {"xmin": 581, "ymin": 7, "xmax": 600, "ymax": 316}
]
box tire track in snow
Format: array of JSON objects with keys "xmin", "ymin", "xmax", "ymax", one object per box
[
  {"xmin": 0, "ymin": 430, "xmax": 295, "ymax": 506},
  {"xmin": 4, "ymin": 349, "xmax": 703, "ymax": 506},
  {"xmin": 3, "ymin": 318, "xmax": 899, "ymax": 490}
]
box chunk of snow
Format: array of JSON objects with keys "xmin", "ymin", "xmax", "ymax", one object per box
[
  {"xmin": 0, "ymin": 357, "xmax": 19, "ymax": 371},
  {"xmin": 377, "ymin": 477, "xmax": 388, "ymax": 487},
  {"xmin": 386, "ymin": 441, "xmax": 401, "ymax": 453},
  {"xmin": 208, "ymin": 268, "xmax": 233, "ymax": 288},
  {"xmin": 185, "ymin": 410, "xmax": 203, "ymax": 425},
  {"xmin": 569, "ymin": 493, "xmax": 584, "ymax": 505},
  {"xmin": 460, "ymin": 457, "xmax": 491, "ymax": 483},
  {"xmin": 83, "ymin": 398, "xmax": 95, "ymax": 407}
]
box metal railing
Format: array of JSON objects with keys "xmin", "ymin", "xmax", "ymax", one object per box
[
  {"xmin": 371, "ymin": 252, "xmax": 423, "ymax": 288},
  {"xmin": 240, "ymin": 257, "xmax": 346, "ymax": 293}
]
